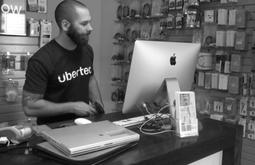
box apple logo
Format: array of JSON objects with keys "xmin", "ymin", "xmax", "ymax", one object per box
[{"xmin": 170, "ymin": 53, "xmax": 176, "ymax": 65}]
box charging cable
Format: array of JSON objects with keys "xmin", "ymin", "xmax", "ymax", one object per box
[{"xmin": 139, "ymin": 104, "xmax": 176, "ymax": 135}]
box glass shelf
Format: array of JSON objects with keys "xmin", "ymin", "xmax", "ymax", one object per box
[
  {"xmin": 201, "ymin": 46, "xmax": 249, "ymax": 52},
  {"xmin": 111, "ymin": 81, "xmax": 127, "ymax": 87},
  {"xmin": 115, "ymin": 15, "xmax": 168, "ymax": 24},
  {"xmin": 111, "ymin": 60, "xmax": 130, "ymax": 65}
]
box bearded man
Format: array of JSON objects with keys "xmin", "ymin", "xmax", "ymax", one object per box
[{"xmin": 22, "ymin": 0, "xmax": 104, "ymax": 124}]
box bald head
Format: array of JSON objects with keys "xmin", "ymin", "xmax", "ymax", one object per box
[{"xmin": 55, "ymin": 0, "xmax": 88, "ymax": 28}]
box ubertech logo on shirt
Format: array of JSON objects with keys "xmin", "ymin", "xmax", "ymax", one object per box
[{"xmin": 58, "ymin": 66, "xmax": 92, "ymax": 83}]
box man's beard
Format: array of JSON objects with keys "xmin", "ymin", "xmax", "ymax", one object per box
[{"xmin": 67, "ymin": 25, "xmax": 90, "ymax": 46}]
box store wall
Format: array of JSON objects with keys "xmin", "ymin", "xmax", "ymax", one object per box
[
  {"xmin": 78, "ymin": 0, "xmax": 118, "ymax": 113},
  {"xmin": 99, "ymin": 0, "xmax": 118, "ymax": 112},
  {"xmin": 82, "ymin": 0, "xmax": 102, "ymax": 85},
  {"xmin": 83, "ymin": 0, "xmax": 117, "ymax": 113},
  {"xmin": 0, "ymin": 0, "xmax": 115, "ymax": 124},
  {"xmin": 67, "ymin": 0, "xmax": 115, "ymax": 113}
]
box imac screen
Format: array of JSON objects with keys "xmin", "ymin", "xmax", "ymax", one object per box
[{"xmin": 122, "ymin": 40, "xmax": 201, "ymax": 114}]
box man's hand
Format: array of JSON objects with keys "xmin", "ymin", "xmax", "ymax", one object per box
[
  {"xmin": 71, "ymin": 101, "xmax": 97, "ymax": 116},
  {"xmin": 22, "ymin": 90, "xmax": 98, "ymax": 118}
]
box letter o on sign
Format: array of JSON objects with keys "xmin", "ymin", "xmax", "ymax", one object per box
[{"xmin": 1, "ymin": 4, "xmax": 10, "ymax": 14}]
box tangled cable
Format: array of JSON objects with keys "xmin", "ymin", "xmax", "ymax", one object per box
[{"xmin": 139, "ymin": 104, "xmax": 176, "ymax": 135}]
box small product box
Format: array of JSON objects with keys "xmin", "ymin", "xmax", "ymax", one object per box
[
  {"xmin": 238, "ymin": 117, "xmax": 247, "ymax": 137},
  {"xmin": 235, "ymin": 31, "xmax": 246, "ymax": 50},
  {"xmin": 216, "ymin": 31, "xmax": 226, "ymax": 47},
  {"xmin": 218, "ymin": 74, "xmax": 229, "ymax": 90},
  {"xmin": 211, "ymin": 72, "xmax": 219, "ymax": 89},
  {"xmin": 239, "ymin": 97, "xmax": 248, "ymax": 116},
  {"xmin": 204, "ymin": 72, "xmax": 212, "ymax": 89},
  {"xmin": 213, "ymin": 100, "xmax": 224, "ymax": 114},
  {"xmin": 217, "ymin": 9, "xmax": 228, "ymax": 25},
  {"xmin": 175, "ymin": 13, "xmax": 183, "ymax": 29},
  {"xmin": 169, "ymin": 0, "xmax": 176, "ymax": 10},
  {"xmin": 228, "ymin": 9, "xmax": 236, "ymax": 25},
  {"xmin": 236, "ymin": 9, "xmax": 246, "ymax": 28},
  {"xmin": 230, "ymin": 54, "xmax": 241, "ymax": 72},
  {"xmin": 228, "ymin": 75, "xmax": 240, "ymax": 94},
  {"xmin": 226, "ymin": 30, "xmax": 235, "ymax": 47},
  {"xmin": 248, "ymin": 97, "xmax": 255, "ymax": 117},
  {"xmin": 197, "ymin": 71, "xmax": 205, "ymax": 87},
  {"xmin": 224, "ymin": 97, "xmax": 237, "ymax": 119},
  {"xmin": 204, "ymin": 10, "xmax": 215, "ymax": 23},
  {"xmin": 40, "ymin": 20, "xmax": 52, "ymax": 47},
  {"xmin": 175, "ymin": 91, "xmax": 198, "ymax": 138},
  {"xmin": 247, "ymin": 119, "xmax": 255, "ymax": 140}
]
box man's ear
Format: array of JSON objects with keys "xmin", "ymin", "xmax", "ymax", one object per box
[{"xmin": 61, "ymin": 19, "xmax": 70, "ymax": 31}]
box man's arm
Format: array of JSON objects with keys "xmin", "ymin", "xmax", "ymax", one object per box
[
  {"xmin": 22, "ymin": 90, "xmax": 97, "ymax": 117},
  {"xmin": 89, "ymin": 75, "xmax": 104, "ymax": 110}
]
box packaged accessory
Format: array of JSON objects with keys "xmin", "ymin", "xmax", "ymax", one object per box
[
  {"xmin": 5, "ymin": 79, "xmax": 19, "ymax": 103},
  {"xmin": 27, "ymin": 0, "xmax": 38, "ymax": 12}
]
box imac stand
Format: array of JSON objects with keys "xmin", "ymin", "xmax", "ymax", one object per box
[
  {"xmin": 154, "ymin": 78, "xmax": 199, "ymax": 138},
  {"xmin": 153, "ymin": 78, "xmax": 180, "ymax": 118}
]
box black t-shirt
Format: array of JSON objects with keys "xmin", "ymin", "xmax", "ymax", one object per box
[{"xmin": 23, "ymin": 40, "xmax": 94, "ymax": 124}]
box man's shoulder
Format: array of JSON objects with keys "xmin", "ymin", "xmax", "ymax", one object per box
[
  {"xmin": 28, "ymin": 40, "xmax": 61, "ymax": 70},
  {"xmin": 81, "ymin": 44, "xmax": 94, "ymax": 60},
  {"xmin": 33, "ymin": 40, "xmax": 56, "ymax": 57},
  {"xmin": 31, "ymin": 40, "xmax": 61, "ymax": 63}
]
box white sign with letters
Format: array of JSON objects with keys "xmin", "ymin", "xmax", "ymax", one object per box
[{"xmin": 0, "ymin": 0, "xmax": 26, "ymax": 35}]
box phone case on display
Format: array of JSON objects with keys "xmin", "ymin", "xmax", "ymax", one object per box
[
  {"xmin": 142, "ymin": 3, "xmax": 151, "ymax": 18},
  {"xmin": 123, "ymin": 6, "xmax": 130, "ymax": 18},
  {"xmin": 117, "ymin": 5, "xmax": 123, "ymax": 20}
]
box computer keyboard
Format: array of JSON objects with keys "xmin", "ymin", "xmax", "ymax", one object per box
[{"xmin": 113, "ymin": 113, "xmax": 170, "ymax": 127}]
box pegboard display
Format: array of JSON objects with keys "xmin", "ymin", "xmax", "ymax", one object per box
[
  {"xmin": 112, "ymin": 0, "xmax": 201, "ymax": 109},
  {"xmin": 195, "ymin": 0, "xmax": 255, "ymax": 138},
  {"xmin": 195, "ymin": 0, "xmax": 255, "ymax": 165},
  {"xmin": 113, "ymin": 0, "xmax": 255, "ymax": 164},
  {"xmin": 0, "ymin": 0, "xmax": 52, "ymax": 124}
]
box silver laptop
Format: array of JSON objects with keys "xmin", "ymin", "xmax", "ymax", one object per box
[{"xmin": 40, "ymin": 120, "xmax": 140, "ymax": 157}]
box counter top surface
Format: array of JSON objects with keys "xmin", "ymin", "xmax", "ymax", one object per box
[{"xmin": 0, "ymin": 112, "xmax": 243, "ymax": 165}]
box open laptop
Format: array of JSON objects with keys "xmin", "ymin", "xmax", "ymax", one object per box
[{"xmin": 40, "ymin": 120, "xmax": 140, "ymax": 157}]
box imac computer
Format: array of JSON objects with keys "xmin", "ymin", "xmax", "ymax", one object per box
[{"xmin": 122, "ymin": 40, "xmax": 201, "ymax": 114}]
